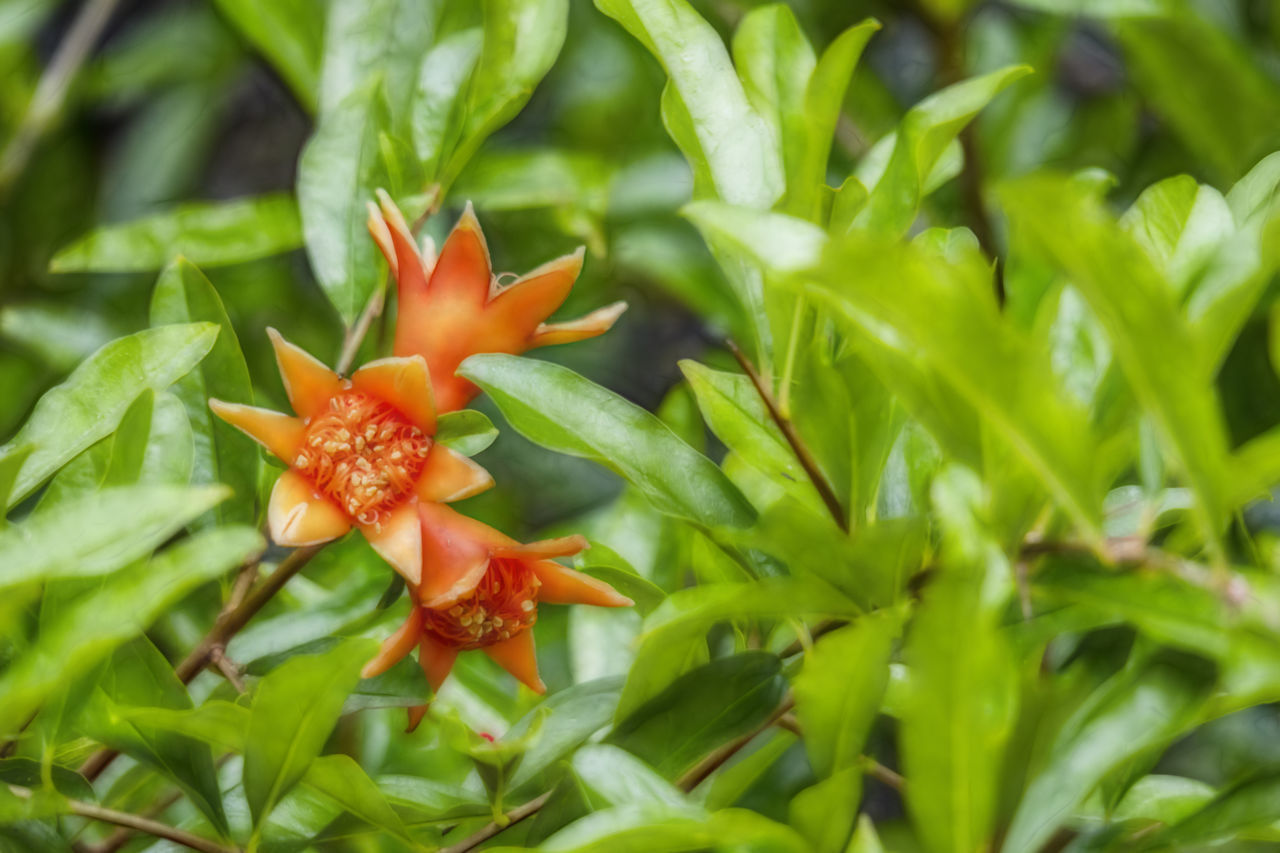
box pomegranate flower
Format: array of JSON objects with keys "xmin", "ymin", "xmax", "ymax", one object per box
[
  {"xmin": 362, "ymin": 501, "xmax": 632, "ymax": 704},
  {"xmin": 208, "ymin": 329, "xmax": 493, "ymax": 584},
  {"xmin": 366, "ymin": 191, "xmax": 627, "ymax": 413}
]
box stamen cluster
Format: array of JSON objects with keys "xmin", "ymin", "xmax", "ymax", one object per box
[
  {"xmin": 421, "ymin": 558, "xmax": 542, "ymax": 649},
  {"xmin": 296, "ymin": 392, "xmax": 429, "ymax": 524}
]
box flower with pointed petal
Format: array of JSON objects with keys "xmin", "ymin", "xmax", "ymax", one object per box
[
  {"xmin": 367, "ymin": 191, "xmax": 628, "ymax": 413},
  {"xmin": 209, "ymin": 329, "xmax": 494, "ymax": 585},
  {"xmin": 361, "ymin": 502, "xmax": 632, "ymax": 722}
]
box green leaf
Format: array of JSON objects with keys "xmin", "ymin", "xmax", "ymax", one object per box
[
  {"xmin": 610, "ymin": 652, "xmax": 787, "ymax": 780},
  {"xmin": 0, "ymin": 446, "xmax": 31, "ymax": 524},
  {"xmin": 1115, "ymin": 14, "xmax": 1280, "ymax": 183},
  {"xmin": 0, "ymin": 525, "xmax": 264, "ymax": 735},
  {"xmin": 303, "ymin": 753, "xmax": 412, "ymax": 841},
  {"xmin": 150, "ymin": 259, "xmax": 258, "ymax": 523},
  {"xmin": 49, "ymin": 195, "xmax": 302, "ymax": 273},
  {"xmin": 82, "ymin": 639, "xmax": 227, "ymax": 833},
  {"xmin": 213, "ymin": 0, "xmax": 322, "ymax": 111},
  {"xmin": 0, "ymin": 484, "xmax": 227, "ymax": 590},
  {"xmin": 1002, "ymin": 174, "xmax": 1233, "ymax": 561},
  {"xmin": 536, "ymin": 803, "xmax": 809, "ymax": 852},
  {"xmin": 243, "ymin": 638, "xmax": 378, "ymax": 830},
  {"xmin": 435, "ymin": 0, "xmax": 570, "ymax": 190},
  {"xmin": 594, "ymin": 0, "xmax": 782, "ymax": 210},
  {"xmin": 1002, "ymin": 650, "xmax": 1217, "ymax": 853},
  {"xmin": 811, "ymin": 229, "xmax": 1103, "ymax": 540},
  {"xmin": 680, "ymin": 360, "xmax": 812, "ymax": 504},
  {"xmin": 460, "ymin": 354, "xmax": 754, "ymax": 528},
  {"xmin": 435, "ymin": 409, "xmax": 498, "ymax": 456},
  {"xmin": 792, "ymin": 613, "xmax": 897, "ymax": 780},
  {"xmin": 1145, "ymin": 772, "xmax": 1280, "ymax": 848},
  {"xmin": 453, "ymin": 148, "xmax": 612, "ymax": 213},
  {"xmin": 317, "ymin": 0, "xmax": 437, "ymax": 117},
  {"xmin": 297, "ymin": 81, "xmax": 392, "ymax": 324},
  {"xmin": 899, "ymin": 467, "xmax": 1017, "ymax": 853},
  {"xmin": 508, "ymin": 677, "xmax": 625, "ymax": 793},
  {"xmin": 1227, "ymin": 150, "xmax": 1280, "ymax": 225},
  {"xmin": 411, "ymin": 28, "xmax": 483, "ymax": 179},
  {"xmin": 854, "ymin": 65, "xmax": 1030, "ymax": 237},
  {"xmin": 682, "ymin": 201, "xmax": 827, "ymax": 275},
  {"xmin": 789, "ymin": 767, "xmax": 862, "ymax": 853},
  {"xmin": 0, "ymin": 323, "xmax": 218, "ymax": 507},
  {"xmin": 118, "ymin": 700, "xmax": 250, "ymax": 754}
]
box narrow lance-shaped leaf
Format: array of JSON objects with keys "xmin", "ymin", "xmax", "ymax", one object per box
[
  {"xmin": 0, "ymin": 323, "xmax": 217, "ymax": 507},
  {"xmin": 0, "ymin": 525, "xmax": 264, "ymax": 735},
  {"xmin": 1002, "ymin": 174, "xmax": 1232, "ymax": 562},
  {"xmin": 298, "ymin": 81, "xmax": 393, "ymax": 324},
  {"xmin": 855, "ymin": 65, "xmax": 1031, "ymax": 238},
  {"xmin": 50, "ymin": 195, "xmax": 302, "ymax": 273},
  {"xmin": 459, "ymin": 354, "xmax": 755, "ymax": 529},
  {"xmin": 0, "ymin": 484, "xmax": 228, "ymax": 591},
  {"xmin": 150, "ymin": 259, "xmax": 257, "ymax": 523},
  {"xmin": 243, "ymin": 638, "xmax": 378, "ymax": 830},
  {"xmin": 213, "ymin": 0, "xmax": 323, "ymax": 111}
]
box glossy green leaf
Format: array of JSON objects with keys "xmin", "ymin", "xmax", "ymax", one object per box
[
  {"xmin": 82, "ymin": 639, "xmax": 227, "ymax": 833},
  {"xmin": 118, "ymin": 700, "xmax": 250, "ymax": 754},
  {"xmin": 297, "ymin": 81, "xmax": 392, "ymax": 324},
  {"xmin": 595, "ymin": 0, "xmax": 782, "ymax": 210},
  {"xmin": 536, "ymin": 803, "xmax": 809, "ymax": 852},
  {"xmin": 854, "ymin": 65, "xmax": 1030, "ymax": 237},
  {"xmin": 0, "ymin": 323, "xmax": 218, "ymax": 507},
  {"xmin": 213, "ymin": 0, "xmax": 322, "ymax": 111},
  {"xmin": 1145, "ymin": 772, "xmax": 1280, "ymax": 848},
  {"xmin": 0, "ymin": 525, "xmax": 264, "ymax": 735},
  {"xmin": 508, "ymin": 677, "xmax": 624, "ymax": 792},
  {"xmin": 0, "ymin": 484, "xmax": 227, "ymax": 590},
  {"xmin": 434, "ymin": 0, "xmax": 570, "ymax": 190},
  {"xmin": 460, "ymin": 354, "xmax": 754, "ymax": 528},
  {"xmin": 1002, "ymin": 650, "xmax": 1217, "ymax": 853},
  {"xmin": 1003, "ymin": 174, "xmax": 1233, "ymax": 560},
  {"xmin": 435, "ymin": 409, "xmax": 498, "ymax": 457},
  {"xmin": 243, "ymin": 638, "xmax": 378, "ymax": 829},
  {"xmin": 792, "ymin": 613, "xmax": 896, "ymax": 780},
  {"xmin": 812, "ymin": 230, "xmax": 1103, "ymax": 540},
  {"xmin": 411, "ymin": 27, "xmax": 483, "ymax": 178},
  {"xmin": 899, "ymin": 473, "xmax": 1017, "ymax": 853},
  {"xmin": 610, "ymin": 652, "xmax": 787, "ymax": 779},
  {"xmin": 317, "ymin": 0, "xmax": 436, "ymax": 117},
  {"xmin": 789, "ymin": 767, "xmax": 861, "ymax": 853},
  {"xmin": 1227, "ymin": 150, "xmax": 1280, "ymax": 224},
  {"xmin": 151, "ymin": 258, "xmax": 257, "ymax": 522},
  {"xmin": 49, "ymin": 195, "xmax": 301, "ymax": 273},
  {"xmin": 303, "ymin": 753, "xmax": 412, "ymax": 840}
]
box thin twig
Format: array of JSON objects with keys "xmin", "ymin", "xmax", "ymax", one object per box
[
  {"xmin": 337, "ymin": 287, "xmax": 386, "ymax": 376},
  {"xmin": 678, "ymin": 695, "xmax": 796, "ymax": 792},
  {"xmin": 7, "ymin": 785, "xmax": 238, "ymax": 853},
  {"xmin": 861, "ymin": 756, "xmax": 905, "ymax": 792},
  {"xmin": 726, "ymin": 340, "xmax": 848, "ymax": 532},
  {"xmin": 209, "ymin": 646, "xmax": 246, "ymax": 694},
  {"xmin": 80, "ymin": 545, "xmax": 324, "ymax": 782},
  {"xmin": 0, "ymin": 0, "xmax": 122, "ymax": 195},
  {"xmin": 437, "ymin": 792, "xmax": 552, "ymax": 853}
]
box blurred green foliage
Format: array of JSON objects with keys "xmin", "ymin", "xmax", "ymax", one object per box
[{"xmin": 3, "ymin": 0, "xmax": 1280, "ymax": 851}]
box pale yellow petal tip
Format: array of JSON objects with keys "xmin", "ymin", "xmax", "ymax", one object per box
[{"xmin": 457, "ymin": 200, "xmax": 482, "ymax": 232}]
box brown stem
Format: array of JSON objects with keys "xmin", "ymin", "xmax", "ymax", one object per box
[
  {"xmin": 7, "ymin": 785, "xmax": 238, "ymax": 853},
  {"xmin": 80, "ymin": 545, "xmax": 323, "ymax": 782},
  {"xmin": 862, "ymin": 756, "xmax": 905, "ymax": 792},
  {"xmin": 677, "ymin": 695, "xmax": 796, "ymax": 792},
  {"xmin": 437, "ymin": 791, "xmax": 552, "ymax": 853},
  {"xmin": 726, "ymin": 340, "xmax": 848, "ymax": 532},
  {"xmin": 0, "ymin": 0, "xmax": 122, "ymax": 196}
]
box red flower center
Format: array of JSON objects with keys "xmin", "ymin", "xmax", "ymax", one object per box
[
  {"xmin": 295, "ymin": 392, "xmax": 430, "ymax": 523},
  {"xmin": 421, "ymin": 558, "xmax": 541, "ymax": 649}
]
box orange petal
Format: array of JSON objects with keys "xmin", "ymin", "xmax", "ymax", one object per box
[
  {"xmin": 431, "ymin": 376, "xmax": 483, "ymax": 416},
  {"xmin": 482, "ymin": 630, "xmax": 545, "ymax": 694},
  {"xmin": 350, "ymin": 355, "xmax": 436, "ymax": 433},
  {"xmin": 362, "ymin": 607, "xmax": 424, "ymax": 678},
  {"xmin": 426, "ymin": 202, "xmax": 491, "ymax": 305},
  {"xmin": 491, "ymin": 534, "xmax": 588, "ymax": 560},
  {"xmin": 208, "ymin": 400, "xmax": 305, "ymax": 462},
  {"xmin": 361, "ymin": 503, "xmax": 423, "ymax": 585},
  {"xmin": 406, "ymin": 705, "xmax": 429, "ymax": 733},
  {"xmin": 530, "ymin": 301, "xmax": 628, "ymax": 348},
  {"xmin": 419, "ymin": 632, "xmax": 459, "ymax": 693},
  {"xmin": 266, "ymin": 328, "xmax": 345, "ymax": 419},
  {"xmin": 486, "ymin": 248, "xmax": 585, "ymax": 339},
  {"xmin": 267, "ymin": 470, "xmax": 352, "ymax": 546},
  {"xmin": 416, "ymin": 502, "xmax": 511, "ymax": 607},
  {"xmin": 531, "ymin": 560, "xmax": 634, "ymax": 608},
  {"xmin": 414, "ymin": 445, "xmax": 494, "ymax": 503}
]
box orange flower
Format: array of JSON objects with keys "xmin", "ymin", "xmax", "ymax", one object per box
[
  {"xmin": 366, "ymin": 191, "xmax": 627, "ymax": 413},
  {"xmin": 209, "ymin": 329, "xmax": 493, "ymax": 584},
  {"xmin": 362, "ymin": 501, "xmax": 632, "ymax": 710}
]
